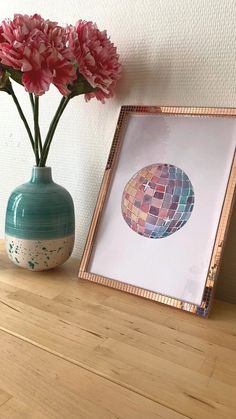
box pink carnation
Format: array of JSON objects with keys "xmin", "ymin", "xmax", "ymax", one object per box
[
  {"xmin": 0, "ymin": 14, "xmax": 77, "ymax": 95},
  {"xmin": 67, "ymin": 20, "xmax": 122, "ymax": 102},
  {"xmin": 0, "ymin": 25, "xmax": 4, "ymax": 43}
]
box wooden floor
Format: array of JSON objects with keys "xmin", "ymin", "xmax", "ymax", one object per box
[{"xmin": 0, "ymin": 242, "xmax": 236, "ymax": 418}]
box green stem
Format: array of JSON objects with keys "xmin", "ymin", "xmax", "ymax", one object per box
[
  {"xmin": 39, "ymin": 96, "xmax": 70, "ymax": 167},
  {"xmin": 29, "ymin": 92, "xmax": 34, "ymax": 109},
  {"xmin": 29, "ymin": 93, "xmax": 42, "ymax": 156},
  {"xmin": 9, "ymin": 84, "xmax": 35, "ymax": 158},
  {"xmin": 33, "ymin": 96, "xmax": 40, "ymax": 165},
  {"xmin": 38, "ymin": 130, "xmax": 43, "ymax": 156}
]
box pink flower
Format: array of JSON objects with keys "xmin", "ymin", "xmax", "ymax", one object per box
[
  {"xmin": 0, "ymin": 14, "xmax": 77, "ymax": 95},
  {"xmin": 67, "ymin": 20, "xmax": 122, "ymax": 102},
  {"xmin": 0, "ymin": 25, "xmax": 4, "ymax": 43}
]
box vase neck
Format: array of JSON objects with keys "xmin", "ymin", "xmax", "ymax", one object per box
[{"xmin": 30, "ymin": 167, "xmax": 53, "ymax": 184}]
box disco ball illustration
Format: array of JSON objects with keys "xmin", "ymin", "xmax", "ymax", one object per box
[{"xmin": 121, "ymin": 164, "xmax": 194, "ymax": 239}]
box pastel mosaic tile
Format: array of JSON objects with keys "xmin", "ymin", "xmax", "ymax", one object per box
[{"xmin": 121, "ymin": 164, "xmax": 194, "ymax": 238}]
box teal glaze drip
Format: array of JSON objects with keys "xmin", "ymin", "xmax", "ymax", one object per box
[{"xmin": 5, "ymin": 167, "xmax": 75, "ymax": 240}]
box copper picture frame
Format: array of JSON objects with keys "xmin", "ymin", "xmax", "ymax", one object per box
[{"xmin": 79, "ymin": 106, "xmax": 236, "ymax": 317}]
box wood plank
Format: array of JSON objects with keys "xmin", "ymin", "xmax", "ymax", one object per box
[
  {"xmin": 0, "ymin": 241, "xmax": 79, "ymax": 298},
  {"xmin": 0, "ymin": 398, "xmax": 48, "ymax": 419},
  {"xmin": 2, "ymin": 286, "xmax": 236, "ymax": 371},
  {"xmin": 0, "ymin": 263, "xmax": 78, "ymax": 299},
  {"xmin": 0, "ymin": 330, "xmax": 179, "ymax": 419},
  {"xmin": 54, "ymin": 282, "xmax": 236, "ymax": 346},
  {"xmin": 0, "ymin": 286, "xmax": 235, "ymax": 418},
  {"xmin": 1, "ymin": 241, "xmax": 236, "ymax": 418},
  {"xmin": 0, "ymin": 388, "xmax": 12, "ymax": 407}
]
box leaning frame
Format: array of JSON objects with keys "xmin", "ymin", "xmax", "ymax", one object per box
[{"xmin": 78, "ymin": 106, "xmax": 236, "ymax": 317}]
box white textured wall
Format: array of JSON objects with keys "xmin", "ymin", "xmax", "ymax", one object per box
[{"xmin": 1, "ymin": 0, "xmax": 236, "ymax": 261}]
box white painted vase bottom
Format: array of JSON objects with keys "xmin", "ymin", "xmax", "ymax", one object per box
[{"xmin": 5, "ymin": 234, "xmax": 75, "ymax": 271}]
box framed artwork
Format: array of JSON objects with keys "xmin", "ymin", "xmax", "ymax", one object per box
[{"xmin": 79, "ymin": 106, "xmax": 236, "ymax": 317}]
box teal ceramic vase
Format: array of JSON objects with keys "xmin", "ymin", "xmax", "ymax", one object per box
[{"xmin": 5, "ymin": 167, "xmax": 75, "ymax": 271}]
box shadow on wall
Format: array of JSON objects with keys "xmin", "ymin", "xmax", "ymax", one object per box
[
  {"xmin": 115, "ymin": 47, "xmax": 173, "ymax": 104},
  {"xmin": 115, "ymin": 43, "xmax": 229, "ymax": 107},
  {"xmin": 216, "ymin": 197, "xmax": 236, "ymax": 304},
  {"xmin": 74, "ymin": 159, "xmax": 104, "ymax": 257}
]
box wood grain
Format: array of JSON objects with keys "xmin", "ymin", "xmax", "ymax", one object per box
[{"xmin": 0, "ymin": 241, "xmax": 236, "ymax": 418}]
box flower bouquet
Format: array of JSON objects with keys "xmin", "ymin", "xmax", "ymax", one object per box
[
  {"xmin": 1, "ymin": 13, "xmax": 121, "ymax": 271},
  {"xmin": 0, "ymin": 13, "xmax": 121, "ymax": 165}
]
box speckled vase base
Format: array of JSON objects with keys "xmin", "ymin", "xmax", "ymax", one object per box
[
  {"xmin": 5, "ymin": 167, "xmax": 75, "ymax": 272},
  {"xmin": 5, "ymin": 234, "xmax": 75, "ymax": 271}
]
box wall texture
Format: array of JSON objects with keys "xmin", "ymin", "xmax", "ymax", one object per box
[{"xmin": 0, "ymin": 1, "xmax": 235, "ymax": 300}]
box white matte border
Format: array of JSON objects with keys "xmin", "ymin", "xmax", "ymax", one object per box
[{"xmin": 88, "ymin": 113, "xmax": 236, "ymax": 306}]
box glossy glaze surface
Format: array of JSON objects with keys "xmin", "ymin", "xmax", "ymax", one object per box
[
  {"xmin": 5, "ymin": 167, "xmax": 75, "ymax": 240},
  {"xmin": 5, "ymin": 167, "xmax": 75, "ymax": 270}
]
